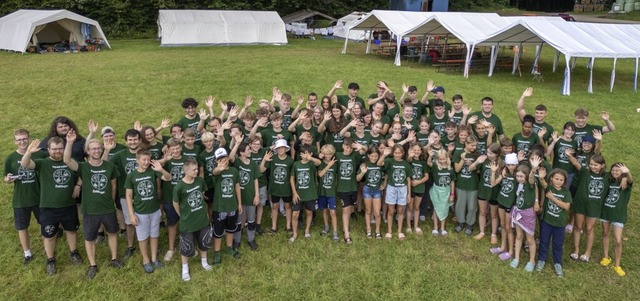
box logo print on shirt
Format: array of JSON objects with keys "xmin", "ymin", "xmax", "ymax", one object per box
[
  {"xmin": 605, "ymin": 188, "xmax": 620, "ymax": 205},
  {"xmin": 221, "ymin": 178, "xmax": 234, "ymax": 195},
  {"xmin": 53, "ymin": 169, "xmax": 71, "ymax": 185},
  {"xmin": 91, "ymin": 174, "xmax": 108, "ymax": 190},
  {"xmin": 588, "ymin": 180, "xmax": 604, "ymax": 196},
  {"xmin": 340, "ymin": 162, "xmax": 353, "ymax": 177},
  {"xmin": 297, "ymin": 171, "xmax": 310, "ymax": 186},
  {"xmin": 137, "ymin": 180, "xmax": 154, "ymax": 197},
  {"xmin": 187, "ymin": 190, "xmax": 203, "ymax": 208}
]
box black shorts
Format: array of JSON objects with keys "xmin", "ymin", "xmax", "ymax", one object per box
[
  {"xmin": 163, "ymin": 202, "xmax": 180, "ymax": 226},
  {"xmin": 83, "ymin": 213, "xmax": 119, "ymax": 241},
  {"xmin": 14, "ymin": 205, "xmax": 40, "ymax": 230},
  {"xmin": 40, "ymin": 206, "xmax": 79, "ymax": 238},
  {"xmin": 338, "ymin": 191, "xmax": 357, "ymax": 207},
  {"xmin": 498, "ymin": 203, "xmax": 512, "ymax": 213},
  {"xmin": 204, "ymin": 188, "xmax": 214, "ymax": 205},
  {"xmin": 180, "ymin": 226, "xmax": 213, "ymax": 257},
  {"xmin": 411, "ymin": 192, "xmax": 424, "ymax": 198},
  {"xmin": 292, "ymin": 200, "xmax": 317, "ymax": 212},
  {"xmin": 211, "ymin": 211, "xmax": 239, "ymax": 238},
  {"xmin": 272, "ymin": 195, "xmax": 292, "ymax": 204},
  {"xmin": 489, "ymin": 199, "xmax": 499, "ymax": 206}
]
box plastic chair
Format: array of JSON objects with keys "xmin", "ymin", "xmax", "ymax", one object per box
[{"xmin": 532, "ymin": 66, "xmax": 544, "ymax": 82}]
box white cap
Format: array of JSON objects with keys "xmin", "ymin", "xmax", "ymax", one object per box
[
  {"xmin": 273, "ymin": 139, "xmax": 290, "ymax": 151},
  {"xmin": 101, "ymin": 126, "xmax": 115, "ymax": 136},
  {"xmin": 214, "ymin": 148, "xmax": 228, "ymax": 159},
  {"xmin": 505, "ymin": 153, "xmax": 518, "ymax": 165}
]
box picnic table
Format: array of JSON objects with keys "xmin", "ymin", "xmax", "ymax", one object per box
[{"xmin": 433, "ymin": 59, "xmax": 466, "ymax": 72}]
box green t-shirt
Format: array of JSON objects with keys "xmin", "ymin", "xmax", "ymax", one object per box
[
  {"xmin": 109, "ymin": 149, "xmax": 138, "ymax": 197},
  {"xmin": 410, "ymin": 160, "xmax": 430, "ymax": 193},
  {"xmin": 573, "ymin": 123, "xmax": 603, "ymax": 152},
  {"xmin": 573, "ymin": 168, "xmax": 609, "ymax": 210},
  {"xmin": 415, "ymin": 132, "xmax": 430, "ymax": 146},
  {"xmin": 181, "ymin": 144, "xmax": 201, "ymax": 160},
  {"xmin": 542, "ymin": 186, "xmax": 572, "ymax": 227},
  {"xmin": 275, "ymin": 106, "xmax": 295, "ymax": 129},
  {"xmin": 384, "ymin": 158, "xmax": 413, "ymax": 187},
  {"xmin": 125, "ymin": 168, "xmax": 161, "ymax": 214},
  {"xmin": 147, "ymin": 142, "xmax": 165, "ymax": 160},
  {"xmin": 514, "ymin": 183, "xmax": 536, "ymax": 210},
  {"xmin": 269, "ymin": 155, "xmax": 294, "ymax": 197},
  {"xmin": 533, "ymin": 121, "xmax": 554, "ymax": 144},
  {"xmin": 197, "ymin": 148, "xmax": 216, "ymax": 189},
  {"xmin": 235, "ymin": 158, "xmax": 260, "ymax": 205},
  {"xmin": 431, "ymin": 166, "xmax": 456, "ymax": 187},
  {"xmin": 173, "ymin": 177, "xmax": 209, "ymax": 233},
  {"xmin": 476, "ymin": 134, "xmax": 489, "ymax": 155},
  {"xmin": 260, "ymin": 127, "xmax": 293, "ymax": 148},
  {"xmin": 106, "ymin": 143, "xmax": 127, "ymax": 160},
  {"xmin": 212, "ymin": 167, "xmax": 240, "ymax": 212},
  {"xmin": 428, "ymin": 114, "xmax": 448, "ymax": 137},
  {"xmin": 318, "ymin": 161, "xmax": 338, "ymax": 197},
  {"xmin": 292, "ymin": 160, "xmax": 318, "ymax": 202},
  {"xmin": 399, "ymin": 117, "xmax": 419, "ymax": 133},
  {"xmin": 469, "ymin": 112, "xmax": 504, "ymax": 141},
  {"xmin": 361, "ymin": 161, "xmax": 384, "ymax": 190},
  {"xmin": 324, "ymin": 131, "xmax": 345, "ymax": 153},
  {"xmin": 369, "ymin": 133, "xmax": 384, "ymax": 150},
  {"xmin": 410, "ymin": 101, "xmax": 427, "ymax": 119},
  {"xmin": 453, "ymin": 151, "xmax": 479, "ymax": 191},
  {"xmin": 78, "ymin": 161, "xmax": 119, "ymax": 215},
  {"xmin": 601, "ymin": 181, "xmax": 632, "ymax": 223},
  {"xmin": 250, "ymin": 148, "xmax": 268, "ymax": 188},
  {"xmin": 552, "ymin": 138, "xmax": 577, "ymax": 174},
  {"xmin": 4, "ymin": 151, "xmax": 44, "ymax": 208},
  {"xmin": 426, "ymin": 99, "xmax": 452, "ymax": 116},
  {"xmin": 295, "ymin": 124, "xmax": 320, "ymax": 146},
  {"xmin": 177, "ymin": 115, "xmax": 206, "ymax": 143},
  {"xmin": 451, "ymin": 111, "xmax": 465, "ymax": 125},
  {"xmin": 34, "ymin": 158, "xmax": 77, "ymax": 208},
  {"xmin": 477, "ymin": 161, "xmax": 500, "ymax": 201},
  {"xmin": 350, "ymin": 130, "xmax": 372, "ymax": 149},
  {"xmin": 337, "ymin": 95, "xmax": 365, "ymax": 109},
  {"xmin": 335, "ymin": 152, "xmax": 361, "ymax": 193},
  {"xmin": 497, "ymin": 173, "xmax": 517, "ymax": 208},
  {"xmin": 512, "ymin": 132, "xmax": 539, "ymax": 158},
  {"xmin": 162, "ymin": 157, "xmax": 186, "ymax": 202}
]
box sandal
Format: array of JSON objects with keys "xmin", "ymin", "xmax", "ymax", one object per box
[
  {"xmin": 473, "ymin": 232, "xmax": 485, "ymax": 240},
  {"xmin": 600, "ymin": 257, "xmax": 612, "ymax": 267},
  {"xmin": 415, "ymin": 227, "xmax": 423, "ymax": 235},
  {"xmin": 441, "ymin": 230, "xmax": 448, "ymax": 237},
  {"xmin": 490, "ymin": 234, "xmax": 498, "ymax": 245},
  {"xmin": 579, "ymin": 254, "xmax": 590, "ymax": 262},
  {"xmin": 432, "ymin": 229, "xmax": 439, "ymax": 236},
  {"xmin": 398, "ymin": 233, "xmax": 406, "ymax": 241},
  {"xmin": 499, "ymin": 252, "xmax": 512, "ymax": 261},
  {"xmin": 375, "ymin": 233, "xmax": 382, "ymax": 239},
  {"xmin": 344, "ymin": 237, "xmax": 353, "ymax": 244},
  {"xmin": 366, "ymin": 232, "xmax": 372, "ymax": 239},
  {"xmin": 385, "ymin": 233, "xmax": 392, "ymax": 240},
  {"xmin": 569, "ymin": 253, "xmax": 579, "ymax": 261}
]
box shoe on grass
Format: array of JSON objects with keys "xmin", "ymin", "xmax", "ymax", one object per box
[
  {"xmin": 536, "ymin": 260, "xmax": 545, "ymax": 272},
  {"xmin": 226, "ymin": 247, "xmax": 240, "ymax": 259},
  {"xmin": 524, "ymin": 262, "xmax": 535, "ymax": 272},
  {"xmin": 613, "ymin": 266, "xmax": 626, "ymax": 277},
  {"xmin": 213, "ymin": 252, "xmax": 222, "ymax": 265},
  {"xmin": 111, "ymin": 259, "xmax": 123, "ymax": 269},
  {"xmin": 464, "ymin": 225, "xmax": 473, "ymax": 236},
  {"xmin": 153, "ymin": 260, "xmax": 164, "ymax": 269},
  {"xmin": 565, "ymin": 224, "xmax": 573, "ymax": 233},
  {"xmin": 247, "ymin": 240, "xmax": 258, "ymax": 251},
  {"xmin": 454, "ymin": 223, "xmax": 464, "ymax": 233},
  {"xmin": 24, "ymin": 255, "xmax": 33, "ymax": 265},
  {"xmin": 509, "ymin": 259, "xmax": 519, "ymax": 269},
  {"xmin": 46, "ymin": 258, "xmax": 56, "ymax": 276},
  {"xmin": 473, "ymin": 232, "xmax": 485, "ymax": 240},
  {"xmin": 70, "ymin": 250, "xmax": 83, "ymax": 265},
  {"xmin": 86, "ymin": 265, "xmax": 98, "ymax": 280},
  {"xmin": 123, "ymin": 247, "xmax": 136, "ymax": 260},
  {"xmin": 182, "ymin": 271, "xmax": 191, "ymax": 282},
  {"xmin": 600, "ymin": 257, "xmax": 612, "ymax": 267},
  {"xmin": 255, "ymin": 224, "xmax": 264, "ymax": 236},
  {"xmin": 143, "ymin": 262, "xmax": 155, "ymax": 273},
  {"xmin": 554, "ymin": 263, "xmax": 564, "ymax": 277},
  {"xmin": 164, "ymin": 250, "xmax": 175, "ymax": 262}
]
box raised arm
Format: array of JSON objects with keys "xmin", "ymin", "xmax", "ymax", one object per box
[
  {"xmin": 516, "ymin": 87, "xmax": 533, "ymax": 122},
  {"xmin": 600, "ymin": 111, "xmax": 615, "ymax": 133},
  {"xmin": 326, "ymin": 80, "xmax": 342, "ymax": 98},
  {"xmin": 420, "ymin": 80, "xmax": 435, "ymax": 104},
  {"xmin": 20, "ymin": 139, "xmax": 41, "ymax": 170},
  {"xmin": 63, "ymin": 130, "xmax": 79, "ymax": 171}
]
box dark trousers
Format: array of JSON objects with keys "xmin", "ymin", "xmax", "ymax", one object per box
[{"xmin": 538, "ymin": 220, "xmax": 565, "ymax": 265}]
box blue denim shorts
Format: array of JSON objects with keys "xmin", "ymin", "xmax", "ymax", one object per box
[{"xmin": 362, "ymin": 186, "xmax": 382, "ymax": 199}]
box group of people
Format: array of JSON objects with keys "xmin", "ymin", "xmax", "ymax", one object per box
[{"xmin": 3, "ymin": 80, "xmax": 631, "ymax": 281}]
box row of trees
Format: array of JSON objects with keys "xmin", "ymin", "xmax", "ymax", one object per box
[{"xmin": 1, "ymin": 0, "xmax": 518, "ymax": 38}]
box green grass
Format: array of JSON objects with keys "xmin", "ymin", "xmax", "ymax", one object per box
[{"xmin": 1, "ymin": 38, "xmax": 640, "ymax": 300}]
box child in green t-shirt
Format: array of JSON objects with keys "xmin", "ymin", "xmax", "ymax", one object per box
[
  {"xmin": 318, "ymin": 144, "xmax": 339, "ymax": 241},
  {"xmin": 290, "ymin": 145, "xmax": 321, "ymax": 242},
  {"xmin": 211, "ymin": 148, "xmax": 243, "ymax": 265}
]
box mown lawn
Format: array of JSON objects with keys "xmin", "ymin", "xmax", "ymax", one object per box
[{"xmin": 0, "ymin": 37, "xmax": 639, "ymax": 300}]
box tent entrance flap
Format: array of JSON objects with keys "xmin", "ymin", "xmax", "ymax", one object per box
[{"xmin": 35, "ymin": 21, "xmax": 70, "ymax": 44}]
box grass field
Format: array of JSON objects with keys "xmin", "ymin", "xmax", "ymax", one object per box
[{"xmin": 1, "ymin": 37, "xmax": 639, "ymax": 300}]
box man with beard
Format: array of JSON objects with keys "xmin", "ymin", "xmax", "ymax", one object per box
[
  {"xmin": 21, "ymin": 136, "xmax": 83, "ymax": 275},
  {"xmin": 105, "ymin": 129, "xmax": 142, "ymax": 260},
  {"xmin": 39, "ymin": 116, "xmax": 86, "ymax": 162}
]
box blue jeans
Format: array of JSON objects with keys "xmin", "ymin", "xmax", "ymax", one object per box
[{"xmin": 538, "ymin": 220, "xmax": 565, "ymax": 265}]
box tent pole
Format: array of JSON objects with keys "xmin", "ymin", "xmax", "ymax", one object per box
[
  {"xmin": 464, "ymin": 44, "xmax": 474, "ymax": 78},
  {"xmin": 553, "ymin": 50, "xmax": 560, "ymax": 73},
  {"xmin": 635, "ymin": 58, "xmax": 639, "ymax": 93},
  {"xmin": 342, "ymin": 30, "xmax": 351, "ymax": 54},
  {"xmin": 588, "ymin": 57, "xmax": 594, "ymax": 94},
  {"xmin": 532, "ymin": 43, "xmax": 542, "ymax": 74},
  {"xmin": 394, "ymin": 35, "xmax": 403, "ymax": 66},
  {"xmin": 489, "ymin": 44, "xmax": 498, "ymax": 77},
  {"xmin": 365, "ymin": 29, "xmax": 373, "ymax": 54},
  {"xmin": 610, "ymin": 57, "xmax": 617, "ymax": 93},
  {"xmin": 563, "ymin": 55, "xmax": 571, "ymax": 96}
]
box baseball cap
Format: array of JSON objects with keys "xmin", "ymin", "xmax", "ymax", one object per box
[
  {"xmin": 101, "ymin": 126, "xmax": 115, "ymax": 137},
  {"xmin": 582, "ymin": 136, "xmax": 595, "ymax": 144},
  {"xmin": 432, "ymin": 86, "xmax": 445, "ymax": 94},
  {"xmin": 214, "ymin": 148, "xmax": 228, "ymax": 159}
]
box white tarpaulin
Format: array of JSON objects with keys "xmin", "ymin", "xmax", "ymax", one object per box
[
  {"xmin": 0, "ymin": 9, "xmax": 110, "ymax": 53},
  {"xmin": 333, "ymin": 12, "xmax": 368, "ymax": 41},
  {"xmin": 157, "ymin": 10, "xmax": 287, "ymax": 46}
]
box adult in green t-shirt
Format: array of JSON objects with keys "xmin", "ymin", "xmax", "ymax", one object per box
[
  {"xmin": 210, "ymin": 148, "xmax": 242, "ymax": 264},
  {"xmin": 572, "ymin": 108, "xmax": 615, "ymax": 152},
  {"xmin": 172, "ymin": 159, "xmax": 213, "ymax": 281},
  {"xmin": 467, "ymin": 97, "xmax": 505, "ymax": 142},
  {"xmin": 125, "ymin": 149, "xmax": 171, "ymax": 273},
  {"xmin": 290, "ymin": 145, "xmax": 321, "ymax": 242},
  {"xmin": 21, "ymin": 136, "xmax": 81, "ymax": 276},
  {"xmin": 516, "ymin": 87, "xmax": 554, "ymax": 144},
  {"xmin": 327, "ymin": 80, "xmax": 366, "ymax": 110},
  {"xmin": 4, "ymin": 129, "xmax": 45, "ymax": 265},
  {"xmin": 64, "ymin": 132, "xmax": 122, "ymax": 278},
  {"xmin": 177, "ymin": 97, "xmax": 208, "ymax": 148}
]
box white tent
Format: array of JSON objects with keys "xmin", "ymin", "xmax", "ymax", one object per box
[
  {"xmin": 333, "ymin": 12, "xmax": 368, "ymax": 41},
  {"xmin": 341, "ymin": 10, "xmax": 435, "ymax": 62},
  {"xmin": 0, "ymin": 9, "xmax": 111, "ymax": 53},
  {"xmin": 479, "ymin": 18, "xmax": 640, "ymax": 95},
  {"xmin": 157, "ymin": 10, "xmax": 287, "ymax": 46}
]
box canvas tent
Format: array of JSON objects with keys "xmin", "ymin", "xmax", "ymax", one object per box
[
  {"xmin": 479, "ymin": 18, "xmax": 640, "ymax": 95},
  {"xmin": 0, "ymin": 9, "xmax": 111, "ymax": 53},
  {"xmin": 157, "ymin": 10, "xmax": 287, "ymax": 46},
  {"xmin": 333, "ymin": 12, "xmax": 368, "ymax": 42}
]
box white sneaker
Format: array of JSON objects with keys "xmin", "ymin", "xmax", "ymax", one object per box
[
  {"xmin": 182, "ymin": 271, "xmax": 191, "ymax": 281},
  {"xmin": 164, "ymin": 250, "xmax": 175, "ymax": 262}
]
